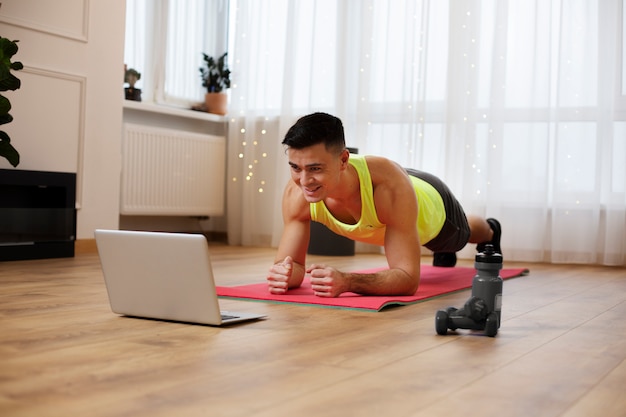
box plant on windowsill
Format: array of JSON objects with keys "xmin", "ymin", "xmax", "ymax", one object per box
[
  {"xmin": 124, "ymin": 67, "xmax": 142, "ymax": 102},
  {"xmin": 0, "ymin": 37, "xmax": 23, "ymax": 168},
  {"xmin": 199, "ymin": 52, "xmax": 230, "ymax": 116}
]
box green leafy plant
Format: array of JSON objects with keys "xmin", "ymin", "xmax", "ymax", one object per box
[
  {"xmin": 199, "ymin": 52, "xmax": 230, "ymax": 93},
  {"xmin": 0, "ymin": 37, "xmax": 23, "ymax": 167},
  {"xmin": 124, "ymin": 68, "xmax": 141, "ymax": 87}
]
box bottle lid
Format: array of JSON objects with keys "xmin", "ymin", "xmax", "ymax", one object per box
[{"xmin": 475, "ymin": 243, "xmax": 503, "ymax": 264}]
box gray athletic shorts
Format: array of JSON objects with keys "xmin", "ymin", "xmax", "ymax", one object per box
[{"xmin": 405, "ymin": 168, "xmax": 470, "ymax": 253}]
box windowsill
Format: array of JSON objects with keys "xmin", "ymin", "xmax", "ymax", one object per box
[{"xmin": 123, "ymin": 99, "xmax": 229, "ymax": 123}]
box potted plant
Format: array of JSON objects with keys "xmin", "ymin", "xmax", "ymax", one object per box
[
  {"xmin": 199, "ymin": 52, "xmax": 230, "ymax": 115},
  {"xmin": 124, "ymin": 67, "xmax": 142, "ymax": 101},
  {"xmin": 0, "ymin": 37, "xmax": 23, "ymax": 167}
]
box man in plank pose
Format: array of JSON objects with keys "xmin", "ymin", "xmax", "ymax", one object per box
[{"xmin": 267, "ymin": 112, "xmax": 501, "ymax": 298}]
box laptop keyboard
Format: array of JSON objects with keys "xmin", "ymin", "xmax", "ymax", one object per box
[{"xmin": 221, "ymin": 313, "xmax": 240, "ymax": 321}]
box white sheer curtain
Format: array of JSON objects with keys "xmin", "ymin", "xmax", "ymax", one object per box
[{"xmin": 226, "ymin": 0, "xmax": 626, "ymax": 266}]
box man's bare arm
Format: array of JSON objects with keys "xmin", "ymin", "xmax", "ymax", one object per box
[
  {"xmin": 267, "ymin": 182, "xmax": 311, "ymax": 293},
  {"xmin": 373, "ymin": 157, "xmax": 422, "ymax": 294}
]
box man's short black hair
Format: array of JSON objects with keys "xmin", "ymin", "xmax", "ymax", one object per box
[{"xmin": 282, "ymin": 112, "xmax": 346, "ymax": 155}]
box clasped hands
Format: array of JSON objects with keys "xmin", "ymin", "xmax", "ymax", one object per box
[{"xmin": 267, "ymin": 256, "xmax": 348, "ymax": 298}]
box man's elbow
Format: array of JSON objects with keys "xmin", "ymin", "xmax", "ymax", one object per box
[
  {"xmin": 407, "ymin": 286, "xmax": 419, "ymax": 296},
  {"xmin": 388, "ymin": 268, "xmax": 420, "ymax": 295},
  {"xmin": 402, "ymin": 279, "xmax": 420, "ymax": 296}
]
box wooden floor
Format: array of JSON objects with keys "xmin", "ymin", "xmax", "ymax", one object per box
[{"xmin": 1, "ymin": 243, "xmax": 625, "ymax": 417}]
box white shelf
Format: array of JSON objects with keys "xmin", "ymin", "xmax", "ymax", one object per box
[{"xmin": 122, "ymin": 100, "xmax": 228, "ymax": 123}]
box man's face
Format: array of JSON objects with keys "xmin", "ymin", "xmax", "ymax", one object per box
[{"xmin": 287, "ymin": 143, "xmax": 346, "ymax": 203}]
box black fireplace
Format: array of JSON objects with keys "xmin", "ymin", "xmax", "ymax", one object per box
[{"xmin": 0, "ymin": 169, "xmax": 76, "ymax": 261}]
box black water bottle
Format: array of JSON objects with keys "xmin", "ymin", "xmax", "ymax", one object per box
[{"xmin": 471, "ymin": 244, "xmax": 503, "ymax": 331}]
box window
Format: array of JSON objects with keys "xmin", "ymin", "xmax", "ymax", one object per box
[{"xmin": 124, "ymin": 0, "xmax": 229, "ymax": 107}]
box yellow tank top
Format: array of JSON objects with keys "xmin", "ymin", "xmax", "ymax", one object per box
[{"xmin": 309, "ymin": 155, "xmax": 445, "ymax": 246}]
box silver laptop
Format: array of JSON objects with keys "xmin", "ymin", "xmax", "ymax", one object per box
[{"xmin": 95, "ymin": 229, "xmax": 266, "ymax": 326}]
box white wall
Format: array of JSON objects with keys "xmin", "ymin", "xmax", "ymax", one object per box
[{"xmin": 0, "ymin": 0, "xmax": 126, "ymax": 239}]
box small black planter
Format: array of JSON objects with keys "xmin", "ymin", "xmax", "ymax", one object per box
[{"xmin": 125, "ymin": 87, "xmax": 142, "ymax": 101}]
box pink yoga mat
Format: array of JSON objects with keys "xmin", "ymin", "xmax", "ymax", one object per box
[{"xmin": 216, "ymin": 266, "xmax": 529, "ymax": 311}]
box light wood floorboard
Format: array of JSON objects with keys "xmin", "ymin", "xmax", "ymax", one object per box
[{"xmin": 0, "ymin": 243, "xmax": 624, "ymax": 417}]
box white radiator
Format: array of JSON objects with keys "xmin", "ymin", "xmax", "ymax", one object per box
[{"xmin": 121, "ymin": 123, "xmax": 226, "ymax": 216}]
